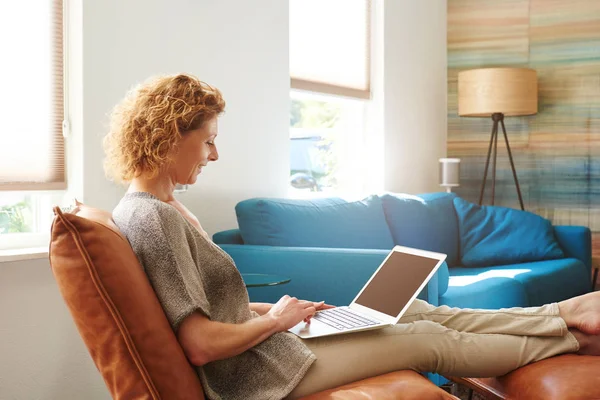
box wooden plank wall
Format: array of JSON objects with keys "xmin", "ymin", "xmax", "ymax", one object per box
[{"xmin": 448, "ymin": 0, "xmax": 600, "ymax": 256}]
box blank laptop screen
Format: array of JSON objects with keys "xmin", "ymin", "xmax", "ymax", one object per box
[{"xmin": 354, "ymin": 250, "xmax": 441, "ymax": 317}]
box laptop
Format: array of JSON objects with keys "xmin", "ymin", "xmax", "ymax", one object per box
[{"xmin": 288, "ymin": 245, "xmax": 447, "ymax": 339}]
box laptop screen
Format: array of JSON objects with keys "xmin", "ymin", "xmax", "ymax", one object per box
[{"xmin": 354, "ymin": 250, "xmax": 441, "ymax": 317}]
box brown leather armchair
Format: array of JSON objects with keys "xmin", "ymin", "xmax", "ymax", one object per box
[
  {"xmin": 50, "ymin": 203, "xmax": 600, "ymax": 400},
  {"xmin": 49, "ymin": 204, "xmax": 457, "ymax": 400}
]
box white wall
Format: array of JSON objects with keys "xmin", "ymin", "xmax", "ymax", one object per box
[
  {"xmin": 1, "ymin": 1, "xmax": 448, "ymax": 398},
  {"xmin": 383, "ymin": 0, "xmax": 448, "ymax": 194},
  {"xmin": 81, "ymin": 0, "xmax": 290, "ymax": 236},
  {"xmin": 0, "ymin": 258, "xmax": 109, "ymax": 399}
]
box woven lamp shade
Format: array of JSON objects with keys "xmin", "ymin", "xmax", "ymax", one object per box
[{"xmin": 458, "ymin": 68, "xmax": 538, "ymax": 117}]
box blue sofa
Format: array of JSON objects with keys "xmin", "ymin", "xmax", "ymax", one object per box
[{"xmin": 213, "ymin": 192, "xmax": 592, "ymax": 310}]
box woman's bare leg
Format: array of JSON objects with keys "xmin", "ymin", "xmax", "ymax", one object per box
[{"xmin": 559, "ymin": 291, "xmax": 600, "ymax": 335}]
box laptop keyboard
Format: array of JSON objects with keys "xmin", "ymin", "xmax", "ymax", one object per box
[{"xmin": 312, "ymin": 307, "xmax": 381, "ymax": 331}]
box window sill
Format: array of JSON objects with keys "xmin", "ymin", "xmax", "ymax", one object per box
[{"xmin": 0, "ymin": 247, "xmax": 49, "ymax": 263}]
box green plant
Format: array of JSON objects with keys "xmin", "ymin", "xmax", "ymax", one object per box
[
  {"xmin": 290, "ymin": 99, "xmax": 340, "ymax": 129},
  {"xmin": 0, "ymin": 201, "xmax": 32, "ymax": 234}
]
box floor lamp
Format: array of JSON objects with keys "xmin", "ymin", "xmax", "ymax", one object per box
[{"xmin": 458, "ymin": 67, "xmax": 538, "ymax": 211}]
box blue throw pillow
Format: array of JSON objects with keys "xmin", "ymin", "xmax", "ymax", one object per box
[
  {"xmin": 453, "ymin": 197, "xmax": 564, "ymax": 268},
  {"xmin": 236, "ymin": 196, "xmax": 395, "ymax": 250},
  {"xmin": 381, "ymin": 192, "xmax": 459, "ymax": 267}
]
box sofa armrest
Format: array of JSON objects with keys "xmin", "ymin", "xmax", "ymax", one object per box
[
  {"xmin": 213, "ymin": 229, "xmax": 244, "ymax": 244},
  {"xmin": 217, "ymin": 244, "xmax": 446, "ymax": 307},
  {"xmin": 554, "ymin": 225, "xmax": 592, "ymax": 273}
]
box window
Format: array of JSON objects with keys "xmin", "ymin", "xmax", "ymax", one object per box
[
  {"xmin": 0, "ymin": 0, "xmax": 65, "ymax": 250},
  {"xmin": 289, "ymin": 91, "xmax": 367, "ymax": 196},
  {"xmin": 289, "ymin": 0, "xmax": 373, "ymax": 197},
  {"xmin": 0, "ymin": 192, "xmax": 60, "ymax": 250}
]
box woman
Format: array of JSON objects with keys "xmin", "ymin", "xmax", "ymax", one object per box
[{"xmin": 106, "ymin": 74, "xmax": 600, "ymax": 400}]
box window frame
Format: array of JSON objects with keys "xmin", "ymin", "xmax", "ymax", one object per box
[{"xmin": 0, "ymin": 0, "xmax": 68, "ymax": 254}]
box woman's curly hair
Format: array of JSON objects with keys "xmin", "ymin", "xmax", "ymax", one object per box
[{"xmin": 103, "ymin": 73, "xmax": 225, "ymax": 183}]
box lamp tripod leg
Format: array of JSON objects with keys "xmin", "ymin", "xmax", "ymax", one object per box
[
  {"xmin": 491, "ymin": 119, "xmax": 499, "ymax": 205},
  {"xmin": 500, "ymin": 119, "xmax": 525, "ymax": 211},
  {"xmin": 479, "ymin": 120, "xmax": 498, "ymax": 206}
]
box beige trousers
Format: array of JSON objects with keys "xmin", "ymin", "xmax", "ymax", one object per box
[{"xmin": 286, "ymin": 299, "xmax": 580, "ymax": 399}]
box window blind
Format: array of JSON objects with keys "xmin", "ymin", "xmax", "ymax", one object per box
[
  {"xmin": 0, "ymin": 0, "xmax": 65, "ymax": 191},
  {"xmin": 290, "ymin": 0, "xmax": 371, "ymax": 99}
]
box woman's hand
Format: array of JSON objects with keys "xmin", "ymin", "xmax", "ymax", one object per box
[
  {"xmin": 267, "ymin": 295, "xmax": 318, "ymax": 332},
  {"xmin": 303, "ymin": 301, "xmax": 336, "ymax": 324}
]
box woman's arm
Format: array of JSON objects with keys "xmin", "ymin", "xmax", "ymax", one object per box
[
  {"xmin": 250, "ymin": 300, "xmax": 335, "ymax": 317},
  {"xmin": 249, "ymin": 302, "xmax": 272, "ymax": 315},
  {"xmin": 178, "ymin": 312, "xmax": 278, "ymax": 366},
  {"xmin": 178, "ymin": 295, "xmax": 316, "ymax": 366}
]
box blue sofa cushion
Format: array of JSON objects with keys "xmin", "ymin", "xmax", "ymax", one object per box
[
  {"xmin": 235, "ymin": 196, "xmax": 395, "ymax": 250},
  {"xmin": 441, "ymin": 258, "xmax": 590, "ymax": 309},
  {"xmin": 381, "ymin": 192, "xmax": 459, "ymax": 267},
  {"xmin": 212, "ymin": 229, "xmax": 244, "ymax": 244},
  {"xmin": 453, "ymin": 197, "xmax": 564, "ymax": 268}
]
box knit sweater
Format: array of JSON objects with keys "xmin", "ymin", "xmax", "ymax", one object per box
[{"xmin": 113, "ymin": 192, "xmax": 315, "ymax": 400}]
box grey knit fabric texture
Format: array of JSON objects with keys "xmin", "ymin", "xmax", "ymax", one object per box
[{"xmin": 113, "ymin": 192, "xmax": 315, "ymax": 400}]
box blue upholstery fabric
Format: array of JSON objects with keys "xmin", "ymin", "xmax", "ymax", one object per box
[
  {"xmin": 435, "ymin": 261, "xmax": 450, "ymax": 297},
  {"xmin": 441, "ymin": 275, "xmax": 529, "ymax": 309},
  {"xmin": 453, "ymin": 197, "xmax": 564, "ymax": 268},
  {"xmin": 212, "ymin": 229, "xmax": 244, "ymax": 244},
  {"xmin": 381, "ymin": 192, "xmax": 459, "ymax": 267},
  {"xmin": 218, "ymin": 244, "xmax": 443, "ymax": 307},
  {"xmin": 214, "ymin": 192, "xmax": 590, "ymax": 317},
  {"xmin": 554, "ymin": 225, "xmax": 592, "ymax": 273},
  {"xmin": 441, "ymin": 258, "xmax": 590, "ymax": 309},
  {"xmin": 235, "ymin": 196, "xmax": 395, "ymax": 250}
]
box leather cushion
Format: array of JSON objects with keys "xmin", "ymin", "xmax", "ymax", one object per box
[
  {"xmin": 49, "ymin": 204, "xmax": 205, "ymax": 399},
  {"xmin": 300, "ymin": 370, "xmax": 459, "ymax": 400},
  {"xmin": 453, "ymin": 354, "xmax": 600, "ymax": 400}
]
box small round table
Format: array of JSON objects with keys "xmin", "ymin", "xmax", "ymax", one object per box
[{"xmin": 241, "ymin": 273, "xmax": 291, "ymax": 288}]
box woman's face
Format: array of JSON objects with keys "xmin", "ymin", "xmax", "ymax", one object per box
[{"xmin": 169, "ymin": 117, "xmax": 219, "ymax": 186}]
